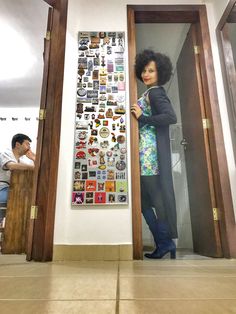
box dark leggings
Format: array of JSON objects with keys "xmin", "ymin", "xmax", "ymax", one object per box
[{"xmin": 140, "ymin": 175, "xmax": 166, "ymax": 221}]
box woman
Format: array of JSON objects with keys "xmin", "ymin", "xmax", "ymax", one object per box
[{"xmin": 131, "ymin": 49, "xmax": 178, "ymax": 259}]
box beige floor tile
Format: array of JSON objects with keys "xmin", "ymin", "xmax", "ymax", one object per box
[
  {"xmin": 0, "ymin": 261, "xmax": 118, "ymax": 277},
  {"xmin": 0, "ymin": 300, "xmax": 116, "ymax": 314},
  {"xmin": 120, "ymin": 261, "xmax": 203, "ymax": 277},
  {"xmin": 0, "ymin": 275, "xmax": 117, "ymax": 300},
  {"xmin": 119, "ymin": 300, "xmax": 236, "ymax": 314},
  {"xmin": 0, "ymin": 254, "xmax": 26, "ymax": 265},
  {"xmin": 120, "ymin": 276, "xmax": 236, "ymax": 299}
]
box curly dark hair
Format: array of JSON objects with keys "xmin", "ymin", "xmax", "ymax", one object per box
[{"xmin": 135, "ymin": 49, "xmax": 173, "ymax": 86}]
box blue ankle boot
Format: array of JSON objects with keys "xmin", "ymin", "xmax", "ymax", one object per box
[{"xmin": 144, "ymin": 221, "xmax": 176, "ymax": 259}]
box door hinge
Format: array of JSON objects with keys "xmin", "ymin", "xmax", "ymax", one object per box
[
  {"xmin": 39, "ymin": 109, "xmax": 46, "ymax": 121},
  {"xmin": 202, "ymin": 118, "xmax": 210, "ymax": 129},
  {"xmin": 213, "ymin": 207, "xmax": 219, "ymax": 221},
  {"xmin": 46, "ymin": 31, "xmax": 51, "ymax": 41},
  {"xmin": 194, "ymin": 45, "xmax": 200, "ymax": 55},
  {"xmin": 30, "ymin": 206, "xmax": 38, "ymax": 219}
]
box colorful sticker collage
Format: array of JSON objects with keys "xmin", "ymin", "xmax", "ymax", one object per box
[{"xmin": 72, "ymin": 31, "xmax": 128, "ymax": 205}]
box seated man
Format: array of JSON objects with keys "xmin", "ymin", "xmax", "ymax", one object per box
[{"xmin": 0, "ymin": 133, "xmax": 36, "ymax": 204}]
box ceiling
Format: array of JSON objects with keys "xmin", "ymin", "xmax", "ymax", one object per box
[{"xmin": 0, "ymin": 0, "xmax": 48, "ymax": 107}]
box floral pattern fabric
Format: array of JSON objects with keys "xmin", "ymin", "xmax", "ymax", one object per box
[{"xmin": 138, "ymin": 90, "xmax": 159, "ymax": 176}]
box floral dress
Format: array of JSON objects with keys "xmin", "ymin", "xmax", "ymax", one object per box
[{"xmin": 138, "ymin": 88, "xmax": 159, "ymax": 176}]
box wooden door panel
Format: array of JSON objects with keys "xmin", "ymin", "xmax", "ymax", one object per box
[
  {"xmin": 26, "ymin": 7, "xmax": 53, "ymax": 260},
  {"xmin": 177, "ymin": 24, "xmax": 222, "ymax": 257}
]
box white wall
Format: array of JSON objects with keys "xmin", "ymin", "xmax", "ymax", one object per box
[
  {"xmin": 54, "ymin": 0, "xmax": 235, "ymax": 245},
  {"xmin": 0, "ymin": 108, "xmax": 38, "ymax": 153}
]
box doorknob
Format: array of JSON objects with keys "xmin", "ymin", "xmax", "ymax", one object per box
[{"xmin": 180, "ymin": 138, "xmax": 188, "ymax": 150}]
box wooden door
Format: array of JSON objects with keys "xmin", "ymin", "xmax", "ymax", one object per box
[
  {"xmin": 177, "ymin": 24, "xmax": 222, "ymax": 257},
  {"xmin": 26, "ymin": 7, "xmax": 53, "ymax": 260}
]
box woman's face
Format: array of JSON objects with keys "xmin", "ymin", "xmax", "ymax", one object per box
[{"xmin": 141, "ymin": 61, "xmax": 158, "ymax": 87}]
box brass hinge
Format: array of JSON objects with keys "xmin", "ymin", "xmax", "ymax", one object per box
[
  {"xmin": 46, "ymin": 31, "xmax": 51, "ymax": 41},
  {"xmin": 202, "ymin": 118, "xmax": 210, "ymax": 129},
  {"xmin": 213, "ymin": 207, "xmax": 219, "ymax": 221},
  {"xmin": 30, "ymin": 206, "xmax": 38, "ymax": 219},
  {"xmin": 39, "ymin": 109, "xmax": 46, "ymax": 121},
  {"xmin": 194, "ymin": 45, "xmax": 200, "ymax": 55}
]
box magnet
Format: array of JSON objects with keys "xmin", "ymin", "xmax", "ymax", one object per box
[
  {"xmin": 103, "ymin": 120, "xmax": 109, "ymax": 126},
  {"xmin": 117, "ymin": 135, "xmax": 125, "ymax": 144},
  {"xmin": 74, "ymin": 171, "xmax": 81, "ymax": 179},
  {"xmin": 100, "ymin": 140, "xmax": 109, "ymax": 149},
  {"xmin": 72, "ymin": 192, "xmax": 84, "ymax": 204},
  {"xmin": 86, "ymin": 192, "xmax": 94, "ymax": 198},
  {"xmin": 92, "ymin": 98, "xmax": 99, "ymax": 105},
  {"xmin": 99, "ymin": 32, "xmax": 106, "ymax": 38},
  {"xmin": 116, "ymin": 160, "xmax": 126, "ymax": 171},
  {"xmin": 94, "ymin": 57, "xmax": 100, "ymax": 66},
  {"xmin": 89, "ymin": 43, "xmax": 99, "ymax": 49},
  {"xmin": 87, "ymin": 90, "xmax": 98, "ymax": 98},
  {"xmin": 73, "ymin": 180, "xmax": 85, "ymax": 191},
  {"xmin": 105, "ymin": 181, "xmax": 116, "ymax": 192},
  {"xmin": 76, "ymin": 141, "xmax": 86, "ymax": 149},
  {"xmin": 93, "ymin": 80, "xmax": 99, "ymax": 90},
  {"xmin": 107, "ymin": 170, "xmax": 115, "ymax": 180},
  {"xmin": 92, "ymin": 70, "xmax": 99, "ymax": 80},
  {"xmin": 82, "ymin": 172, "xmax": 88, "ymax": 179},
  {"xmin": 103, "ymin": 36, "xmax": 110, "ymax": 44},
  {"xmin": 97, "ymin": 114, "xmax": 105, "ymax": 119},
  {"xmin": 88, "ymin": 59, "xmax": 93, "ymax": 71},
  {"xmin": 97, "ymin": 182, "xmax": 105, "ymax": 191},
  {"xmin": 115, "ymin": 105, "xmax": 125, "ymax": 114},
  {"xmin": 88, "ymin": 171, "xmax": 96, "ymax": 178},
  {"xmin": 86, "ymin": 199, "xmax": 93, "ymax": 204},
  {"xmin": 76, "ymin": 103, "xmax": 83, "ymax": 114},
  {"xmin": 84, "ymin": 106, "xmax": 96, "ymax": 112},
  {"xmin": 95, "ymin": 192, "xmax": 106, "ymax": 203},
  {"xmin": 88, "ymin": 148, "xmax": 99, "ymax": 156},
  {"xmin": 98, "ymin": 165, "xmax": 106, "ymax": 170},
  {"xmin": 118, "ymin": 195, "xmax": 127, "ymax": 202},
  {"xmin": 77, "ymin": 88, "xmax": 87, "ymax": 97},
  {"xmin": 106, "ymin": 108, "xmax": 113, "ymax": 118},
  {"xmin": 112, "ymin": 115, "xmax": 121, "ymax": 121},
  {"xmin": 108, "ymin": 194, "xmax": 115, "ymax": 203},
  {"xmin": 86, "ymin": 180, "xmax": 97, "ymax": 191},
  {"xmin": 99, "ymin": 151, "xmax": 105, "ymax": 164},
  {"xmin": 88, "ymin": 135, "xmax": 98, "ymax": 144},
  {"xmin": 119, "ymin": 125, "xmax": 126, "ymax": 132},
  {"xmin": 111, "ymin": 133, "xmax": 116, "ymax": 142},
  {"xmin": 79, "ymin": 45, "xmax": 88, "ymax": 51},
  {"xmin": 99, "ymin": 127, "xmax": 110, "ymax": 138},
  {"xmin": 76, "ymin": 151, "xmax": 86, "ymax": 159}
]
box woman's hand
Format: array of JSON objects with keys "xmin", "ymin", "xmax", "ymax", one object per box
[{"xmin": 131, "ymin": 103, "xmax": 142, "ymax": 119}]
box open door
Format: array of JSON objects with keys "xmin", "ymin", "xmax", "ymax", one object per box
[
  {"xmin": 26, "ymin": 7, "xmax": 53, "ymax": 260},
  {"xmin": 177, "ymin": 24, "xmax": 222, "ymax": 257}
]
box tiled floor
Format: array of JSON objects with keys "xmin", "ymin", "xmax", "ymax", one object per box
[{"xmin": 1, "ymin": 253, "xmax": 236, "ymax": 313}]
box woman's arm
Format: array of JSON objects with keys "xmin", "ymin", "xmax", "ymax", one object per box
[{"xmin": 138, "ymin": 87, "xmax": 177, "ymax": 126}]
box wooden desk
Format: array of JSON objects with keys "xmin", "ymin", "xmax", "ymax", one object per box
[{"xmin": 1, "ymin": 169, "xmax": 33, "ymax": 254}]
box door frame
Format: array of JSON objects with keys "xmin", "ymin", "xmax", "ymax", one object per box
[
  {"xmin": 26, "ymin": 0, "xmax": 68, "ymax": 261},
  {"xmin": 127, "ymin": 4, "xmax": 236, "ymax": 259}
]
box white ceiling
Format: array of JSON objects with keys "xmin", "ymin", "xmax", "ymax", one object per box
[{"xmin": 0, "ymin": 0, "xmax": 48, "ymax": 107}]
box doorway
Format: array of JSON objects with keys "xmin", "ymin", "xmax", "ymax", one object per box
[{"xmin": 128, "ymin": 5, "xmax": 236, "ymax": 259}]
